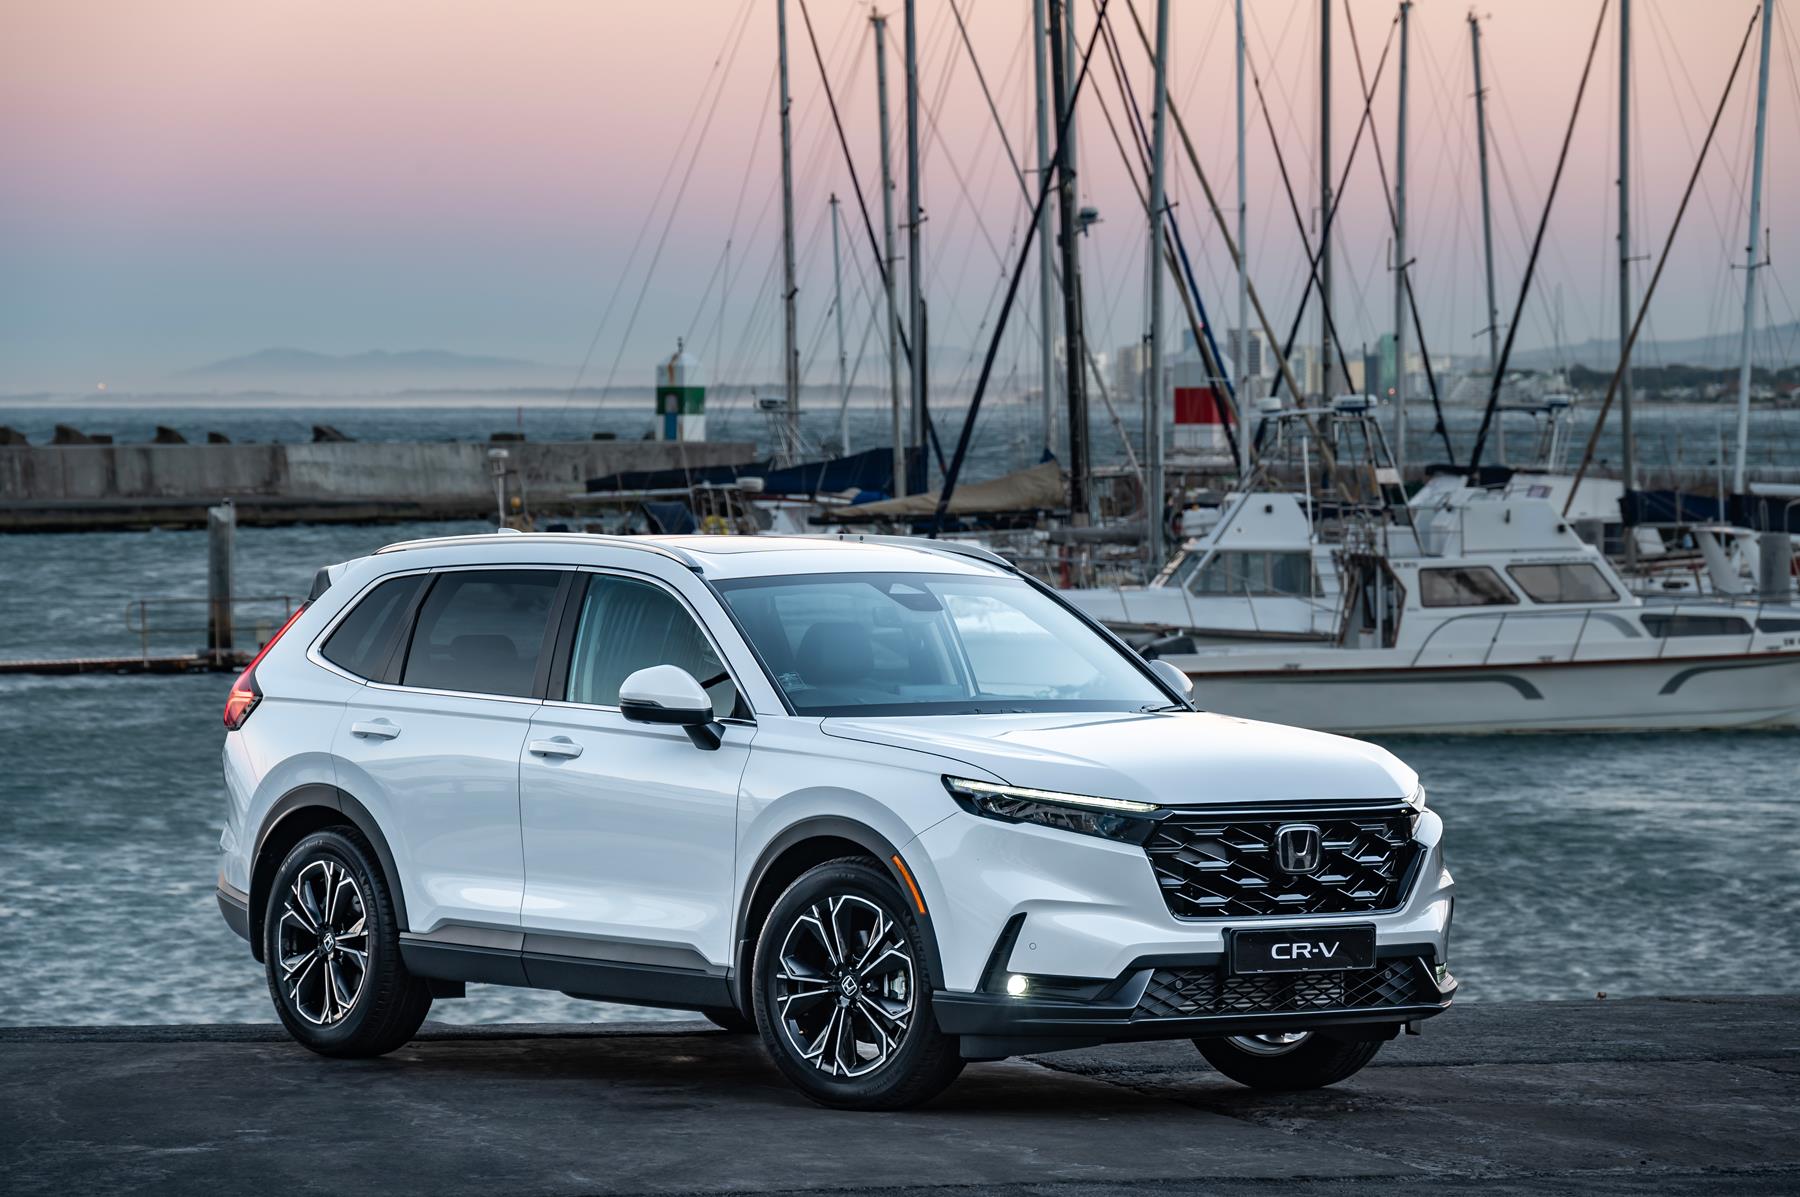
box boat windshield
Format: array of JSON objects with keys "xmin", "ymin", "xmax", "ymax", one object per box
[{"xmin": 714, "ymin": 571, "xmax": 1172, "ymax": 716}]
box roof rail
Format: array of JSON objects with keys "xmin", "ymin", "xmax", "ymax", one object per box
[
  {"xmin": 373, "ymin": 531, "xmax": 705, "ymax": 570},
  {"xmin": 814, "ymin": 532, "xmax": 1016, "ymax": 571}
]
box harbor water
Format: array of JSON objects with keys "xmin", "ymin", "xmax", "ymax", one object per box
[{"xmin": 1, "ymin": 402, "xmax": 1797, "ymax": 1025}]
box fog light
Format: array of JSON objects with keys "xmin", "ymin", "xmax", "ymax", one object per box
[{"xmin": 1005, "ymin": 974, "xmax": 1029, "ymax": 997}]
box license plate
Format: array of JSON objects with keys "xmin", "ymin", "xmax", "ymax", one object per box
[{"xmin": 1229, "ymin": 925, "xmax": 1376, "ymax": 974}]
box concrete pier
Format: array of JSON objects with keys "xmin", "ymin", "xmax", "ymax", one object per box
[
  {"xmin": 3, "ymin": 995, "xmax": 1794, "ymax": 1194},
  {"xmin": 0, "ymin": 440, "xmax": 756, "ymax": 531}
]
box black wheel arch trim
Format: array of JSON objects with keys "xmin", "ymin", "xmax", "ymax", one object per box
[
  {"xmin": 249, "ymin": 783, "xmax": 408, "ymax": 961},
  {"xmin": 735, "ymin": 815, "xmax": 947, "ymax": 1004}
]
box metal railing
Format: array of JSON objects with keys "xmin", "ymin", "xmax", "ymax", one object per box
[
  {"xmin": 1404, "ymin": 598, "xmax": 1785, "ymax": 670},
  {"xmin": 123, "ymin": 595, "xmax": 299, "ymax": 664}
]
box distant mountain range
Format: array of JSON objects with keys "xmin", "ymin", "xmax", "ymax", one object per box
[
  {"xmin": 1510, "ymin": 321, "xmax": 1798, "ymax": 370},
  {"xmin": 180, "ymin": 347, "xmax": 567, "ymax": 392}
]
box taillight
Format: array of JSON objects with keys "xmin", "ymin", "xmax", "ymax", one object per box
[{"xmin": 224, "ymin": 603, "xmax": 308, "ymax": 730}]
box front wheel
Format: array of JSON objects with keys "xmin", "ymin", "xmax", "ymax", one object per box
[
  {"xmin": 263, "ymin": 827, "xmax": 431, "ymax": 1058},
  {"xmin": 1193, "ymin": 1030, "xmax": 1384, "ymax": 1090},
  {"xmin": 752, "ymin": 858, "xmax": 964, "ymax": 1110}
]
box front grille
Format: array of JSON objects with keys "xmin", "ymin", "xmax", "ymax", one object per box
[
  {"xmin": 1145, "ymin": 806, "xmax": 1421, "ymax": 919},
  {"xmin": 1135, "ymin": 959, "xmax": 1430, "ymax": 1020}
]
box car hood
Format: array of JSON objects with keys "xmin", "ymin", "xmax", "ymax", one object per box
[{"xmin": 821, "ymin": 710, "xmax": 1416, "ymax": 807}]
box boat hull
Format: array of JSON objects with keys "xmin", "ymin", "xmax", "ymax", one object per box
[{"xmin": 1176, "ymin": 651, "xmax": 1800, "ymax": 734}]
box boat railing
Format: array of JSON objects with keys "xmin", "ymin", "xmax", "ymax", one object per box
[{"xmin": 1408, "ymin": 598, "xmax": 1781, "ymax": 668}]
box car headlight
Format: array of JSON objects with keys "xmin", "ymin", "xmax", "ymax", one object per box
[
  {"xmin": 943, "ymin": 776, "xmax": 1159, "ymax": 844},
  {"xmin": 1406, "ymin": 783, "xmax": 1427, "ymax": 811}
]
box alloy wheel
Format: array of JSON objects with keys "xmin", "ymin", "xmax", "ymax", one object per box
[
  {"xmin": 1226, "ymin": 1031, "xmax": 1312, "ymax": 1056},
  {"xmin": 774, "ymin": 894, "xmax": 915, "ymax": 1077},
  {"xmin": 277, "ymin": 859, "xmax": 370, "ymax": 1026}
]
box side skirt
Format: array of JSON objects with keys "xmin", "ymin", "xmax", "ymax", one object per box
[{"xmin": 398, "ymin": 939, "xmax": 735, "ymax": 1013}]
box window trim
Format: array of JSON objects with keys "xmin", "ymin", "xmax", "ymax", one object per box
[
  {"xmin": 353, "ymin": 564, "xmax": 573, "ymax": 705},
  {"xmin": 306, "ymin": 566, "xmax": 435, "ymax": 686},
  {"xmin": 540, "ymin": 566, "xmax": 753, "ymax": 722},
  {"xmin": 1416, "ymin": 565, "xmax": 1520, "ymax": 609},
  {"xmin": 1504, "ymin": 561, "xmax": 1621, "ymax": 605}
]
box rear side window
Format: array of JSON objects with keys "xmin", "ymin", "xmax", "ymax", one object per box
[
  {"xmin": 1419, "ymin": 566, "xmax": 1517, "ymax": 608},
  {"xmin": 565, "ymin": 576, "xmax": 738, "ymax": 718},
  {"xmin": 1506, "ymin": 562, "xmax": 1618, "ymax": 604},
  {"xmin": 401, "ymin": 570, "xmax": 562, "ymax": 697},
  {"xmin": 320, "ymin": 575, "xmax": 424, "ymax": 680}
]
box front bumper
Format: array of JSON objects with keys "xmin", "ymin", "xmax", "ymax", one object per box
[{"xmin": 934, "ymin": 945, "xmax": 1456, "ymax": 1059}]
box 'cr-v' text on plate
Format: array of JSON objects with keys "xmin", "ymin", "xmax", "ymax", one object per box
[{"xmin": 1229, "ymin": 924, "xmax": 1376, "ymax": 974}]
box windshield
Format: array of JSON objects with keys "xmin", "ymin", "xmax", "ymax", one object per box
[{"xmin": 714, "ymin": 571, "xmax": 1171, "ymax": 716}]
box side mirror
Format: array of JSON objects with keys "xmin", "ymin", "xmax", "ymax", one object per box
[
  {"xmin": 619, "ymin": 664, "xmax": 722, "ymax": 749},
  {"xmin": 1148, "ymin": 659, "xmax": 1195, "ymax": 704}
]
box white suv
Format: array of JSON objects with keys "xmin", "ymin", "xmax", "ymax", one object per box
[{"xmin": 216, "ymin": 532, "xmax": 1453, "ymax": 1109}]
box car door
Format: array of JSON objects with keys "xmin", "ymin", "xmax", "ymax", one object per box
[
  {"xmin": 518, "ymin": 570, "xmax": 752, "ymax": 972},
  {"xmin": 333, "ymin": 567, "xmax": 567, "ymax": 934}
]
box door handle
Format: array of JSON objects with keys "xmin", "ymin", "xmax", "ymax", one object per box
[
  {"xmin": 350, "ymin": 720, "xmax": 402, "ymax": 740},
  {"xmin": 528, "ymin": 737, "xmax": 584, "ymax": 759}
]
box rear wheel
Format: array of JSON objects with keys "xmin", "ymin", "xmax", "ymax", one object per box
[
  {"xmin": 1193, "ymin": 1030, "xmax": 1384, "ymax": 1090},
  {"xmin": 263, "ymin": 827, "xmax": 431, "ymax": 1058},
  {"xmin": 752, "ymin": 858, "xmax": 964, "ymax": 1110}
]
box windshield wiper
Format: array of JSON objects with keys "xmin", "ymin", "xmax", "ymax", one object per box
[{"xmin": 1136, "ymin": 702, "xmax": 1188, "ymax": 713}]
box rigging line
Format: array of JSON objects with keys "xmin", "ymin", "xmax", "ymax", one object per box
[
  {"xmin": 560, "ymin": 0, "xmax": 756, "ymax": 415},
  {"xmin": 1468, "ymin": 0, "xmax": 1615, "ymax": 474},
  {"xmin": 1118, "ymin": 0, "xmax": 1342, "ymax": 484},
  {"xmin": 1092, "ymin": 0, "xmax": 1243, "ymax": 467},
  {"xmin": 585, "ymin": 0, "xmax": 760, "ymax": 422},
  {"xmin": 1565, "ymin": 5, "xmax": 1761, "ymax": 503},
  {"xmin": 714, "ymin": 1, "xmax": 860, "ymax": 418},
  {"xmin": 795, "ymin": 0, "xmax": 911, "ymax": 366},
  {"xmin": 1243, "ymin": 10, "xmax": 1394, "ymax": 401},
  {"xmin": 929, "ymin": 0, "xmax": 1115, "ymax": 536},
  {"xmin": 1485, "ymin": 49, "xmax": 1593, "ymax": 357},
  {"xmin": 1340, "ymin": 0, "xmax": 1455, "ymax": 462},
  {"xmin": 934, "ymin": 1, "xmax": 1130, "ymax": 469},
  {"xmin": 947, "ymin": 0, "xmax": 1028, "ymax": 229},
  {"xmin": 693, "ymin": 57, "xmax": 784, "ymax": 345}
]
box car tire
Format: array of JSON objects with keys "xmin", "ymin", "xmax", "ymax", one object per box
[
  {"xmin": 1193, "ymin": 1031, "xmax": 1384, "ymax": 1090},
  {"xmin": 752, "ymin": 857, "xmax": 964, "ymax": 1110},
  {"xmin": 701, "ymin": 1005, "xmax": 755, "ymax": 1033},
  {"xmin": 262, "ymin": 826, "xmax": 432, "ymax": 1058}
]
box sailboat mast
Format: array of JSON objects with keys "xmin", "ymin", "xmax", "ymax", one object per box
[
  {"xmin": 1033, "ymin": 0, "xmax": 1059, "ymax": 457},
  {"xmin": 1618, "ymin": 0, "xmax": 1638, "ymax": 504},
  {"xmin": 1146, "ymin": 0, "xmax": 1172, "ymax": 566},
  {"xmin": 904, "ymin": 0, "xmax": 925, "ymax": 472},
  {"xmin": 1047, "ymin": 0, "xmax": 1090, "ymax": 523},
  {"xmin": 1394, "ymin": 0, "xmax": 1411, "ymax": 480},
  {"xmin": 777, "ymin": 0, "xmax": 800, "ymax": 460},
  {"xmin": 1319, "ymin": 0, "xmax": 1334, "ymax": 399},
  {"xmin": 1235, "ymin": 0, "xmax": 1251, "ymax": 478},
  {"xmin": 873, "ymin": 12, "xmax": 907, "ymax": 497},
  {"xmin": 1733, "ymin": 0, "xmax": 1774, "ymax": 494},
  {"xmin": 1470, "ymin": 11, "xmax": 1502, "ymax": 462},
  {"xmin": 831, "ymin": 194, "xmax": 849, "ymax": 457}
]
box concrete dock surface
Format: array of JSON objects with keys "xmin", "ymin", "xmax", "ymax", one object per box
[{"xmin": 4, "ymin": 995, "xmax": 1795, "ymax": 1195}]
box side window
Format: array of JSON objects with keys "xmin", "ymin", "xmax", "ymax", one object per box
[
  {"xmin": 565, "ymin": 576, "xmax": 738, "ymax": 718},
  {"xmin": 1185, "ymin": 551, "xmax": 1313, "ymax": 596},
  {"xmin": 400, "ymin": 570, "xmax": 562, "ymax": 697},
  {"xmin": 1418, "ymin": 566, "xmax": 1518, "ymax": 608},
  {"xmin": 320, "ymin": 575, "xmax": 424, "ymax": 679},
  {"xmin": 1507, "ymin": 562, "xmax": 1619, "ymax": 604}
]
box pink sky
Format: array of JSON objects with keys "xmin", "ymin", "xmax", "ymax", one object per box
[{"xmin": 2, "ymin": 0, "xmax": 1793, "ymax": 391}]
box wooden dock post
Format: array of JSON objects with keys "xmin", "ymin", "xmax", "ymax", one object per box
[{"xmin": 207, "ymin": 502, "xmax": 235, "ymax": 660}]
